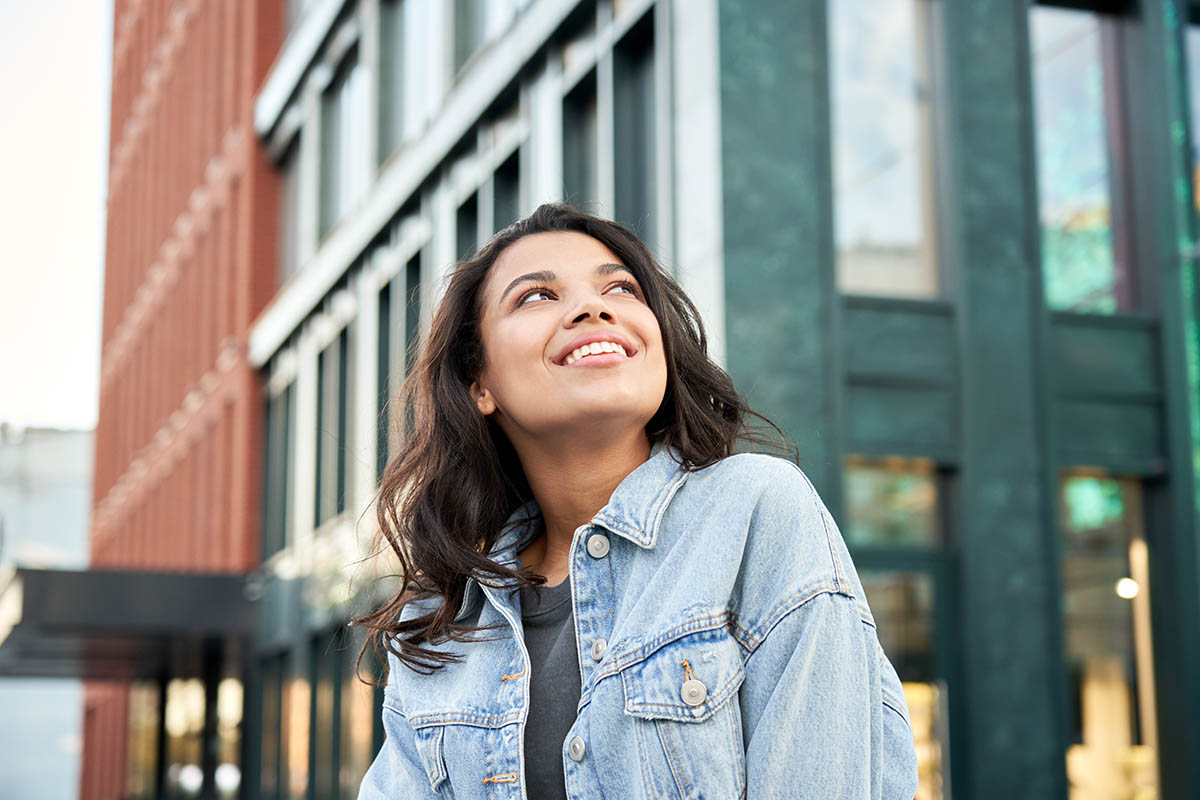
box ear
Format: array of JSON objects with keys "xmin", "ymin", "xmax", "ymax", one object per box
[{"xmin": 469, "ymin": 380, "xmax": 497, "ymax": 416}]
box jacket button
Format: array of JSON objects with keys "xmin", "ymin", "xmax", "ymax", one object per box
[
  {"xmin": 590, "ymin": 637, "xmax": 607, "ymax": 661},
  {"xmin": 586, "ymin": 533, "xmax": 610, "ymax": 558},
  {"xmin": 681, "ymin": 679, "xmax": 707, "ymax": 706},
  {"xmin": 568, "ymin": 735, "xmax": 586, "ymax": 761}
]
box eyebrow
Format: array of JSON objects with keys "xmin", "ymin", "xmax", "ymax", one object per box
[{"xmin": 497, "ymin": 262, "xmax": 634, "ymax": 307}]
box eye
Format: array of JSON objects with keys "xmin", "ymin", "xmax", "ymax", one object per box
[
  {"xmin": 609, "ymin": 280, "xmax": 642, "ymax": 297},
  {"xmin": 515, "ymin": 285, "xmax": 555, "ymax": 306}
]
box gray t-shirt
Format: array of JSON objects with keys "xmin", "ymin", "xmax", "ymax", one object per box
[{"xmin": 517, "ymin": 574, "xmax": 582, "ymax": 800}]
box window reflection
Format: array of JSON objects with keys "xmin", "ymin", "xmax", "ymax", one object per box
[
  {"xmin": 829, "ymin": 0, "xmax": 941, "ymax": 298},
  {"xmin": 844, "ymin": 455, "xmax": 940, "ymax": 548},
  {"xmin": 1058, "ymin": 473, "xmax": 1158, "ymax": 799},
  {"xmin": 860, "ymin": 571, "xmax": 946, "ymax": 800},
  {"xmin": 1031, "ymin": 7, "xmax": 1131, "ymax": 312}
]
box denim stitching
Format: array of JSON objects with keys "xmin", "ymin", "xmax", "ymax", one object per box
[
  {"xmin": 655, "ymin": 718, "xmax": 693, "ymax": 798},
  {"xmin": 737, "ymin": 582, "xmax": 848, "ymax": 654}
]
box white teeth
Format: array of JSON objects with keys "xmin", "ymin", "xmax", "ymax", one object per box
[{"xmin": 564, "ymin": 341, "xmax": 628, "ymax": 365}]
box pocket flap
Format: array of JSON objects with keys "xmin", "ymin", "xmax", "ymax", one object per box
[{"xmin": 620, "ymin": 626, "xmax": 746, "ymax": 723}]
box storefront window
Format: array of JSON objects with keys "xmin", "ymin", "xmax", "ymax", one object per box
[
  {"xmin": 1058, "ymin": 473, "xmax": 1158, "ymax": 798},
  {"xmin": 844, "ymin": 454, "xmax": 941, "ymax": 548},
  {"xmin": 860, "ymin": 570, "xmax": 946, "ymax": 800},
  {"xmin": 846, "ymin": 454, "xmax": 951, "ymax": 799},
  {"xmin": 829, "ymin": 0, "xmax": 942, "ymax": 299}
]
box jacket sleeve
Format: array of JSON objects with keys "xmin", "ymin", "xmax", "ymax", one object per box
[
  {"xmin": 738, "ymin": 588, "xmax": 920, "ymax": 800},
  {"xmin": 357, "ymin": 693, "xmax": 444, "ymax": 800}
]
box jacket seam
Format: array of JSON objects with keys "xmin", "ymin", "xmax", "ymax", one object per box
[{"xmin": 733, "ymin": 580, "xmax": 857, "ymax": 656}]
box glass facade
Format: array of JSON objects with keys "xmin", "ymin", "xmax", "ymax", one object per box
[
  {"xmin": 829, "ymin": 0, "xmax": 942, "ymax": 298},
  {"xmin": 845, "ymin": 455, "xmax": 951, "ymax": 800},
  {"xmin": 320, "ymin": 51, "xmax": 369, "ymax": 239},
  {"xmin": 1030, "ymin": 6, "xmax": 1133, "ymax": 313},
  {"xmin": 1058, "ymin": 473, "xmax": 1158, "ymax": 798}
]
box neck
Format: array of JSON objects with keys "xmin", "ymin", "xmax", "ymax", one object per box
[{"xmin": 510, "ymin": 429, "xmax": 652, "ymax": 574}]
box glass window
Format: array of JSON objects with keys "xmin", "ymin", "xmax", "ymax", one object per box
[
  {"xmin": 216, "ymin": 679, "xmax": 243, "ymax": 798},
  {"xmin": 320, "ymin": 51, "xmax": 369, "ymax": 239},
  {"xmin": 453, "ymin": 0, "xmax": 488, "ymax": 75},
  {"xmin": 338, "ymin": 633, "xmax": 380, "ymax": 799},
  {"xmin": 563, "ymin": 72, "xmax": 599, "ymax": 212},
  {"xmin": 260, "ymin": 655, "xmax": 286, "ymax": 800},
  {"xmin": 316, "ymin": 329, "xmax": 351, "ymax": 526},
  {"xmin": 309, "ymin": 633, "xmax": 339, "ymax": 800},
  {"xmin": 403, "ymin": 254, "xmax": 421, "ymax": 437},
  {"xmin": 457, "ymin": 194, "xmax": 479, "ymax": 260},
  {"xmin": 125, "ymin": 681, "xmax": 160, "ymax": 800},
  {"xmin": 494, "ymin": 151, "xmax": 521, "ymax": 233},
  {"xmin": 1031, "ymin": 7, "xmax": 1132, "ymax": 312},
  {"xmin": 280, "ymin": 136, "xmax": 302, "ymax": 284},
  {"xmin": 859, "ymin": 570, "xmax": 946, "ymax": 800},
  {"xmin": 829, "ymin": 0, "xmax": 942, "ymax": 299},
  {"xmin": 164, "ymin": 679, "xmax": 206, "ymax": 797},
  {"xmin": 379, "ymin": 0, "xmax": 405, "ymax": 164},
  {"xmin": 1057, "ymin": 472, "xmax": 1158, "ymax": 798},
  {"xmin": 263, "ymin": 384, "xmax": 294, "ymax": 559},
  {"xmin": 1185, "ymin": 22, "xmax": 1200, "ymax": 217},
  {"xmin": 843, "ymin": 455, "xmax": 941, "ymax": 548},
  {"xmin": 613, "ymin": 14, "xmax": 656, "ymax": 253},
  {"xmin": 376, "ymin": 281, "xmax": 392, "ymax": 483}
]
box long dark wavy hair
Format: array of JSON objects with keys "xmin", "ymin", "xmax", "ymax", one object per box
[{"xmin": 353, "ymin": 202, "xmax": 792, "ymax": 678}]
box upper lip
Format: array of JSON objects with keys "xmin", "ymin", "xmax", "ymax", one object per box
[{"xmin": 553, "ymin": 331, "xmax": 638, "ymax": 365}]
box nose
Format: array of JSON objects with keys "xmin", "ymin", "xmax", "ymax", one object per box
[{"xmin": 565, "ymin": 292, "xmax": 616, "ymax": 326}]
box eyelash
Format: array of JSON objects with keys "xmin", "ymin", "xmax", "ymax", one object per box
[{"xmin": 515, "ymin": 279, "xmax": 642, "ymax": 307}]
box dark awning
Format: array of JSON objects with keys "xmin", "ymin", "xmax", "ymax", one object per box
[{"xmin": 0, "ymin": 566, "xmax": 255, "ymax": 680}]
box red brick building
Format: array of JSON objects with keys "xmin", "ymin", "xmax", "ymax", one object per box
[{"xmin": 83, "ymin": 2, "xmax": 282, "ymax": 797}]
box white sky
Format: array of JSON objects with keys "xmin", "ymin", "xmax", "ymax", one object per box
[{"xmin": 0, "ymin": 0, "xmax": 112, "ymax": 431}]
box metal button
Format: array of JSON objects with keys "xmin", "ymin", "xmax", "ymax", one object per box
[
  {"xmin": 568, "ymin": 735, "xmax": 586, "ymax": 761},
  {"xmin": 681, "ymin": 679, "xmax": 708, "ymax": 706},
  {"xmin": 586, "ymin": 533, "xmax": 610, "ymax": 558},
  {"xmin": 590, "ymin": 637, "xmax": 607, "ymax": 661}
]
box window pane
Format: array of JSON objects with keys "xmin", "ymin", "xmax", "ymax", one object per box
[
  {"xmin": 453, "ymin": 0, "xmax": 488, "ymax": 74},
  {"xmin": 614, "ymin": 14, "xmax": 656, "ymax": 252},
  {"xmin": 260, "ymin": 656, "xmax": 284, "ymax": 799},
  {"xmin": 377, "ymin": 281, "xmax": 392, "ymax": 483},
  {"xmin": 844, "ymin": 455, "xmax": 940, "ymax": 548},
  {"xmin": 126, "ymin": 682, "xmax": 159, "ymax": 799},
  {"xmin": 1187, "ymin": 25, "xmax": 1200, "ymax": 217},
  {"xmin": 1031, "ymin": 7, "xmax": 1129, "ymax": 313},
  {"xmin": 336, "ymin": 329, "xmax": 349, "ymax": 516},
  {"xmin": 164, "ymin": 679, "xmax": 206, "ymax": 798},
  {"xmin": 1058, "ymin": 474, "xmax": 1158, "ymax": 797},
  {"xmin": 457, "ymin": 194, "xmax": 479, "ymax": 261},
  {"xmin": 563, "ymin": 73, "xmax": 598, "ymax": 212},
  {"xmin": 339, "ymin": 635, "xmax": 377, "ymax": 800},
  {"xmin": 830, "ymin": 0, "xmax": 940, "ymax": 298},
  {"xmin": 494, "ymin": 151, "xmax": 521, "ymax": 233},
  {"xmin": 320, "ymin": 52, "xmax": 368, "ymax": 239},
  {"xmin": 280, "ymin": 136, "xmax": 302, "ymax": 284},
  {"xmin": 379, "ymin": 0, "xmax": 405, "ymax": 163},
  {"xmin": 310, "ymin": 634, "xmax": 338, "ymax": 800},
  {"xmin": 860, "ymin": 570, "xmax": 946, "ymax": 800}
]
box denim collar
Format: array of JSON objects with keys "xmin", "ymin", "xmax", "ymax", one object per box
[{"xmin": 457, "ymin": 441, "xmax": 690, "ymax": 617}]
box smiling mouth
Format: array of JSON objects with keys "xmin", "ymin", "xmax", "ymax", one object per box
[
  {"xmin": 558, "ymin": 341, "xmax": 633, "ymax": 366},
  {"xmin": 560, "ymin": 351, "xmax": 630, "ymax": 368}
]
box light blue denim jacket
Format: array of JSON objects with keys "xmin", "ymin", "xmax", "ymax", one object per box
[{"xmin": 359, "ymin": 442, "xmax": 920, "ymax": 799}]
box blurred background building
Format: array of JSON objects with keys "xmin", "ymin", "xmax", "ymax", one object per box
[
  {"xmin": 3, "ymin": 0, "xmax": 1200, "ymax": 798},
  {"xmin": 0, "ymin": 424, "xmax": 92, "ymax": 798}
]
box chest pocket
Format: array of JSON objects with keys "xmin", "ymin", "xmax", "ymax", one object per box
[{"xmin": 617, "ymin": 625, "xmax": 748, "ymax": 799}]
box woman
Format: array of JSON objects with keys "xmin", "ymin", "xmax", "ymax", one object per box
[{"xmin": 355, "ymin": 203, "xmax": 920, "ymax": 799}]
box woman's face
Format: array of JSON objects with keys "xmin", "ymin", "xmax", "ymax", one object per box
[{"xmin": 470, "ymin": 231, "xmax": 668, "ymax": 447}]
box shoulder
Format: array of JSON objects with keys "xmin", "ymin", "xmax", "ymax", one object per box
[
  {"xmin": 682, "ymin": 451, "xmax": 825, "ymax": 517},
  {"xmin": 673, "ymin": 453, "xmax": 862, "ymax": 640}
]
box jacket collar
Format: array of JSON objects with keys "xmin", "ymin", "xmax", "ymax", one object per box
[{"xmin": 477, "ymin": 440, "xmax": 690, "ymax": 580}]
